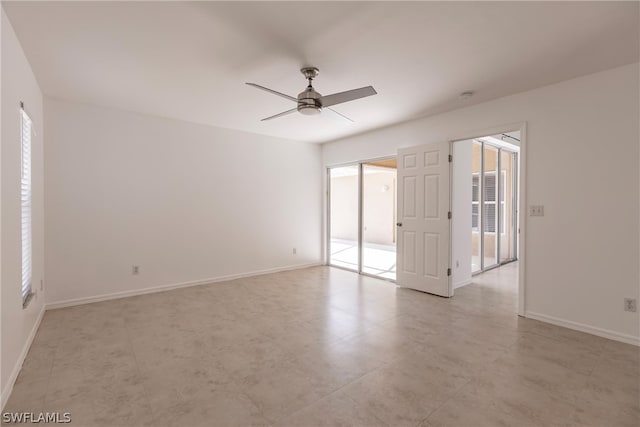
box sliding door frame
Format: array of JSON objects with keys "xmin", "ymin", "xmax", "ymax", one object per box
[
  {"xmin": 475, "ymin": 141, "xmax": 518, "ymax": 273},
  {"xmin": 326, "ymin": 156, "xmax": 397, "ymax": 282}
]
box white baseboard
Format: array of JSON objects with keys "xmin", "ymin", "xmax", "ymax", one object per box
[
  {"xmin": 1, "ymin": 304, "xmax": 46, "ymax": 411},
  {"xmin": 525, "ymin": 311, "xmax": 639, "ymax": 347},
  {"xmin": 46, "ymin": 262, "xmax": 322, "ymax": 310},
  {"xmin": 454, "ymin": 279, "xmax": 473, "ymax": 289}
]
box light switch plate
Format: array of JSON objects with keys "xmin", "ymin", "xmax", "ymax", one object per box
[{"xmin": 529, "ymin": 205, "xmax": 544, "ymax": 216}]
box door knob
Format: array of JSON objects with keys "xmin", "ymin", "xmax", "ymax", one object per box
[{"xmin": 396, "ymin": 222, "xmax": 403, "ymax": 227}]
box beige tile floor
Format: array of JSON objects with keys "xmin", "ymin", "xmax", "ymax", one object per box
[{"xmin": 3, "ymin": 263, "xmax": 639, "ymax": 426}]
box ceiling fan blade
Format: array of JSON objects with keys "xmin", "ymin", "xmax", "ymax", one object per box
[
  {"xmin": 261, "ymin": 107, "xmax": 298, "ymax": 121},
  {"xmin": 319, "ymin": 86, "xmax": 377, "ymax": 108},
  {"xmin": 326, "ymin": 107, "xmax": 354, "ymax": 122},
  {"xmin": 246, "ymin": 83, "xmax": 298, "ymax": 102}
]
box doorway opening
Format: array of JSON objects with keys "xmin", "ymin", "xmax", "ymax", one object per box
[
  {"xmin": 328, "ymin": 158, "xmax": 397, "ymax": 280},
  {"xmin": 452, "ymin": 131, "xmax": 522, "ymax": 307}
]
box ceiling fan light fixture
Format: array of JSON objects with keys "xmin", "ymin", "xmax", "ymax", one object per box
[{"xmin": 298, "ymin": 105, "xmax": 322, "ymax": 116}]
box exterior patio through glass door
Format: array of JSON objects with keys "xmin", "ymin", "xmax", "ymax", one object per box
[{"xmin": 328, "ymin": 159, "xmax": 397, "ymax": 280}]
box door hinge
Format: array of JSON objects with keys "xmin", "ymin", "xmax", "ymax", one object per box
[
  {"xmin": 447, "ymin": 268, "xmax": 451, "ymax": 276},
  {"xmin": 448, "ymin": 154, "xmax": 453, "ymax": 162},
  {"xmin": 448, "ymin": 211, "xmax": 452, "ymax": 219}
]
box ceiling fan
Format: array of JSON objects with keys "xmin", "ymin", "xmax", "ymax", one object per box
[{"xmin": 246, "ymin": 67, "xmax": 377, "ymax": 122}]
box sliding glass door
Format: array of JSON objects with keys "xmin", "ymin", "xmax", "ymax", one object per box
[
  {"xmin": 483, "ymin": 144, "xmax": 499, "ymax": 270},
  {"xmin": 500, "ymin": 149, "xmax": 517, "ymax": 263},
  {"xmin": 328, "ymin": 159, "xmax": 397, "ymax": 280},
  {"xmin": 471, "ymin": 141, "xmax": 517, "ymax": 274}
]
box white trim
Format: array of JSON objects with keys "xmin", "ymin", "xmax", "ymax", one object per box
[
  {"xmin": 1, "ymin": 305, "xmax": 45, "ymax": 411},
  {"xmin": 447, "ymin": 122, "xmax": 525, "ymax": 145},
  {"xmin": 454, "ymin": 279, "xmax": 473, "ymax": 289},
  {"xmin": 46, "ymin": 262, "xmax": 321, "ymax": 310},
  {"xmin": 517, "ymin": 123, "xmax": 527, "ymax": 317},
  {"xmin": 525, "ymin": 311, "xmax": 640, "ymax": 347}
]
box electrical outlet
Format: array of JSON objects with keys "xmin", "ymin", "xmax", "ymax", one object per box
[
  {"xmin": 292, "ymin": 248, "xmax": 297, "ymax": 255},
  {"xmin": 624, "ymin": 298, "xmax": 637, "ymax": 312},
  {"xmin": 529, "ymin": 205, "xmax": 544, "ymax": 216},
  {"xmin": 132, "ymin": 265, "xmax": 140, "ymax": 275}
]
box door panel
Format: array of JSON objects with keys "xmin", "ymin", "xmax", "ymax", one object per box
[
  {"xmin": 397, "ymin": 142, "xmax": 451, "ymax": 296},
  {"xmin": 500, "ymin": 150, "xmax": 516, "ymax": 263},
  {"xmin": 424, "ymin": 174, "xmax": 439, "ymax": 218},
  {"xmin": 328, "ymin": 165, "xmax": 360, "ymax": 270},
  {"xmin": 402, "ymin": 231, "xmax": 417, "ymax": 274},
  {"xmin": 424, "ymin": 232, "xmax": 439, "ymax": 278},
  {"xmin": 483, "ymin": 144, "xmax": 499, "ymax": 269},
  {"xmin": 403, "ymin": 176, "xmax": 417, "ymax": 218},
  {"xmin": 362, "ymin": 161, "xmax": 397, "ymax": 280}
]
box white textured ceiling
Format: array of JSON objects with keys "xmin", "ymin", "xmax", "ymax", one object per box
[{"xmin": 4, "ymin": 1, "xmax": 639, "ymax": 143}]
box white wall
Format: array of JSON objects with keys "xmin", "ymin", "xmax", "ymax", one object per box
[
  {"xmin": 44, "ymin": 98, "xmax": 322, "ymax": 306},
  {"xmin": 1, "ymin": 8, "xmax": 3, "ymax": 408},
  {"xmin": 452, "ymin": 141, "xmax": 472, "ymax": 288},
  {"xmin": 323, "ymin": 63, "xmax": 640, "ymax": 343},
  {"xmin": 1, "ymin": 8, "xmax": 45, "ymax": 406}
]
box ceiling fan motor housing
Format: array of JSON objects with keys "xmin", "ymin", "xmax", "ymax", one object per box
[{"xmin": 297, "ymin": 87, "xmax": 322, "ymax": 115}]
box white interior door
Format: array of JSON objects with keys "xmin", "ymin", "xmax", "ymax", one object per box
[{"xmin": 396, "ymin": 142, "xmax": 452, "ymax": 296}]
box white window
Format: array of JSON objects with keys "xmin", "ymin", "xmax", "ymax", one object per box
[
  {"xmin": 472, "ymin": 171, "xmax": 506, "ymax": 234},
  {"xmin": 21, "ymin": 105, "xmax": 33, "ymax": 306},
  {"xmin": 484, "ymin": 173, "xmax": 497, "ymax": 233},
  {"xmin": 498, "ymin": 171, "xmax": 506, "ymax": 235},
  {"xmin": 471, "ymin": 174, "xmax": 480, "ymax": 231}
]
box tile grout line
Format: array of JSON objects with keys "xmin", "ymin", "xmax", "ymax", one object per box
[
  {"xmin": 418, "ymin": 376, "xmax": 475, "ymax": 426},
  {"xmin": 276, "ymin": 349, "xmax": 405, "ymax": 425},
  {"xmin": 124, "ymin": 315, "xmax": 155, "ymax": 425}
]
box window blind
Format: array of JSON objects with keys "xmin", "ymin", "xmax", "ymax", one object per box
[{"xmin": 20, "ymin": 107, "xmax": 33, "ymax": 305}]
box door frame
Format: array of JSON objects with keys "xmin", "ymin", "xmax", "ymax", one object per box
[
  {"xmin": 448, "ymin": 122, "xmax": 527, "ymax": 316},
  {"xmin": 326, "ymin": 155, "xmax": 398, "ymax": 282}
]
